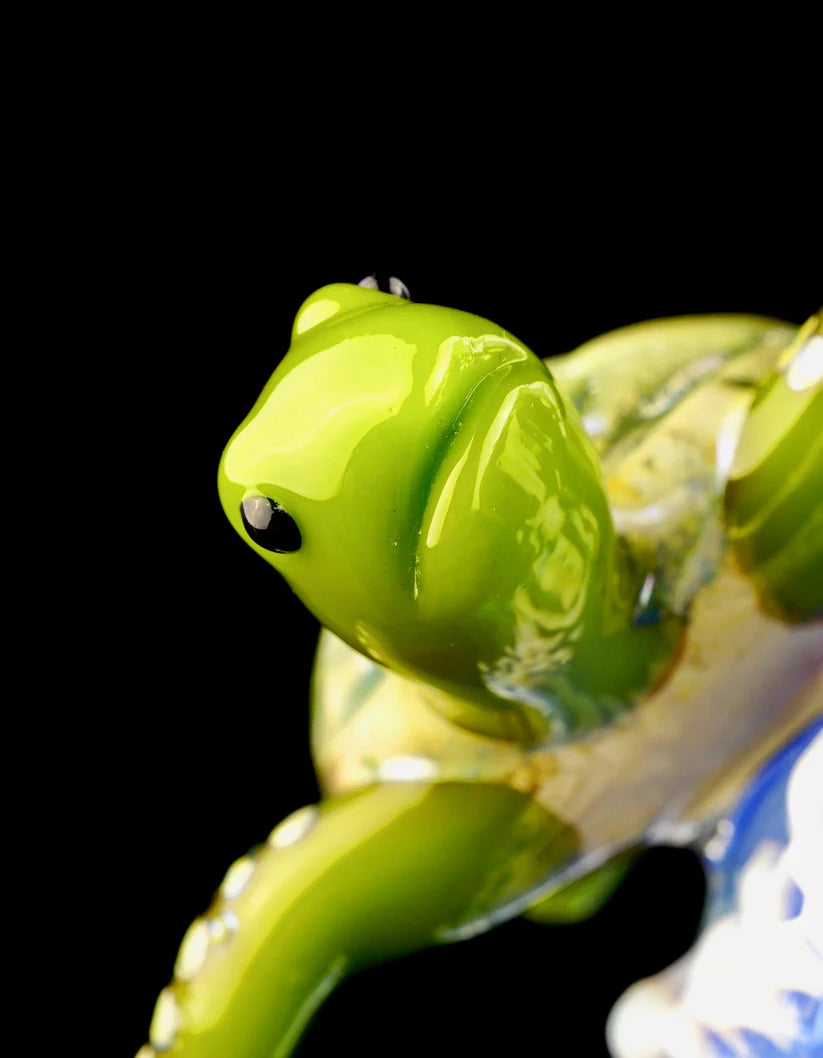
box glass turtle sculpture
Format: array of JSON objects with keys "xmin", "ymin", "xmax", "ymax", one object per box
[{"xmin": 140, "ymin": 283, "xmax": 822, "ymax": 1058}]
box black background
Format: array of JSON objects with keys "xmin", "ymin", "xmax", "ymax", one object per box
[{"xmin": 92, "ymin": 155, "xmax": 818, "ymax": 1058}]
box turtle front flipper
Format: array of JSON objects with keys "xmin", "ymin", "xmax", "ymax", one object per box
[
  {"xmin": 725, "ymin": 310, "xmax": 823, "ymax": 623},
  {"xmin": 139, "ymin": 782, "xmax": 576, "ymax": 1058}
]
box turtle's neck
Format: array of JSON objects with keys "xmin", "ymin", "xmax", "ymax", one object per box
[{"xmin": 416, "ymin": 472, "xmax": 685, "ymax": 746}]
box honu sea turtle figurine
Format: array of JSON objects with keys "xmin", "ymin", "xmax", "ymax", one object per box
[{"xmin": 140, "ymin": 282, "xmax": 822, "ymax": 1057}]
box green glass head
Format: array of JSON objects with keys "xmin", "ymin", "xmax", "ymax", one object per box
[{"xmin": 218, "ymin": 283, "xmax": 626, "ymax": 741}]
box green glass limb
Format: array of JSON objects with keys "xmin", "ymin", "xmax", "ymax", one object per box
[
  {"xmin": 143, "ymin": 782, "xmax": 577, "ymax": 1058},
  {"xmin": 523, "ymin": 848, "xmax": 637, "ymax": 924},
  {"xmin": 725, "ymin": 311, "xmax": 823, "ymax": 622}
]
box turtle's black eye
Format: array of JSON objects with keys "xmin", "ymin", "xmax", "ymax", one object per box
[{"xmin": 240, "ymin": 496, "xmax": 302, "ymax": 554}]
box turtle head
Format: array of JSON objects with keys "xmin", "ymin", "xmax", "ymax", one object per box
[{"xmin": 218, "ymin": 283, "xmax": 616, "ymax": 742}]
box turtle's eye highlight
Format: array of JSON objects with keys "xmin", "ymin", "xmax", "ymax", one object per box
[
  {"xmin": 357, "ymin": 273, "xmax": 411, "ymax": 299},
  {"xmin": 240, "ymin": 496, "xmax": 302, "ymax": 554}
]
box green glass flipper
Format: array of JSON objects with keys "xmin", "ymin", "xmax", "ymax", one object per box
[
  {"xmin": 725, "ymin": 310, "xmax": 823, "ymax": 622},
  {"xmin": 524, "ymin": 849, "xmax": 636, "ymax": 924},
  {"xmin": 144, "ymin": 782, "xmax": 576, "ymax": 1057}
]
